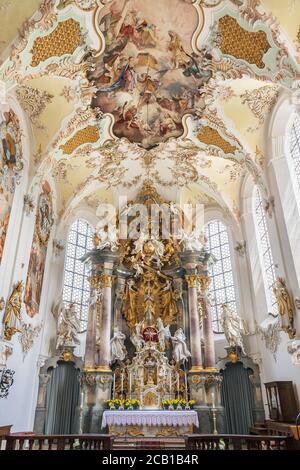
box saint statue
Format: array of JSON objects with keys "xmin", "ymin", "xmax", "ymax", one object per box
[
  {"xmin": 273, "ymin": 277, "xmax": 295, "ymax": 338},
  {"xmin": 171, "ymin": 328, "xmax": 191, "ymax": 363},
  {"xmin": 56, "ymin": 303, "xmax": 80, "ymax": 349},
  {"xmin": 130, "ymin": 322, "xmax": 145, "ymax": 351},
  {"xmin": 156, "ymin": 317, "xmax": 171, "ymax": 351},
  {"xmin": 220, "ymin": 304, "xmax": 246, "ymax": 354},
  {"xmin": 110, "ymin": 326, "xmax": 127, "ymax": 363}
]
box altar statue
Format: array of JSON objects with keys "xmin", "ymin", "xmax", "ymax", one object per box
[
  {"xmin": 156, "ymin": 318, "xmax": 171, "ymax": 351},
  {"xmin": 94, "ymin": 221, "xmax": 119, "ymax": 252},
  {"xmin": 110, "ymin": 326, "xmax": 127, "ymax": 363},
  {"xmin": 130, "ymin": 322, "xmax": 145, "ymax": 351},
  {"xmin": 171, "ymin": 328, "xmax": 191, "ymax": 363},
  {"xmin": 220, "ymin": 304, "xmax": 246, "ymax": 354},
  {"xmin": 56, "ymin": 303, "xmax": 80, "ymax": 349},
  {"xmin": 180, "ymin": 228, "xmax": 204, "ymax": 252}
]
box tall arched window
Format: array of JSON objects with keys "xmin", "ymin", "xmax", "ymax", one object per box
[
  {"xmin": 254, "ymin": 188, "xmax": 278, "ymax": 314},
  {"xmin": 205, "ymin": 220, "xmax": 237, "ymax": 333},
  {"xmin": 289, "ymin": 114, "xmax": 300, "ymax": 188},
  {"xmin": 63, "ymin": 219, "xmax": 93, "ymax": 329}
]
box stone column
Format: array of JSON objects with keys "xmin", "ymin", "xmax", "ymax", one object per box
[
  {"xmin": 84, "ymin": 274, "xmax": 101, "ymax": 369},
  {"xmin": 199, "ymin": 275, "xmax": 216, "ymax": 369},
  {"xmin": 185, "ymin": 274, "xmax": 202, "ymax": 371},
  {"xmin": 98, "ymin": 268, "xmax": 113, "ymax": 371}
]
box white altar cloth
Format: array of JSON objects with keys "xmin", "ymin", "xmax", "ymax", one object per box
[{"xmin": 101, "ymin": 410, "xmax": 199, "ymax": 428}]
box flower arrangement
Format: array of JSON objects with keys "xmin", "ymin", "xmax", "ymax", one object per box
[
  {"xmin": 105, "ymin": 399, "xmax": 140, "ymax": 410},
  {"xmin": 161, "ymin": 399, "xmax": 195, "ymax": 410}
]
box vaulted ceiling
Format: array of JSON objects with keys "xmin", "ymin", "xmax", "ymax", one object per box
[{"xmin": 1, "ymin": 0, "xmax": 299, "ymax": 223}]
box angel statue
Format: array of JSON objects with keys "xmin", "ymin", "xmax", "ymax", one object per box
[
  {"xmin": 110, "ymin": 326, "xmax": 127, "ymax": 363},
  {"xmin": 56, "ymin": 303, "xmax": 81, "ymax": 349},
  {"xmin": 130, "ymin": 322, "xmax": 145, "ymax": 351},
  {"xmin": 220, "ymin": 304, "xmax": 246, "ymax": 354},
  {"xmin": 94, "ymin": 221, "xmax": 119, "ymax": 252},
  {"xmin": 171, "ymin": 328, "xmax": 191, "ymax": 363},
  {"xmin": 156, "ymin": 317, "xmax": 171, "ymax": 351}
]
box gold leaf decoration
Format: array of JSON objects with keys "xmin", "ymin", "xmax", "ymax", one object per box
[
  {"xmin": 197, "ymin": 126, "xmax": 237, "ymax": 154},
  {"xmin": 218, "ymin": 15, "xmax": 271, "ymax": 69},
  {"xmin": 60, "ymin": 125, "xmax": 100, "ymax": 155},
  {"xmin": 30, "ymin": 18, "xmax": 81, "ymax": 67}
]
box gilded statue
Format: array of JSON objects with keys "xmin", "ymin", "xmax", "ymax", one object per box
[
  {"xmin": 3, "ymin": 281, "xmax": 23, "ymax": 341},
  {"xmin": 273, "ymin": 277, "xmax": 296, "ymax": 338}
]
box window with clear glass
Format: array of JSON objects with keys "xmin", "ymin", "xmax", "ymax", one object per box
[
  {"xmin": 63, "ymin": 219, "xmax": 93, "ymax": 330},
  {"xmin": 289, "ymin": 114, "xmax": 300, "ymax": 189},
  {"xmin": 254, "ymin": 188, "xmax": 278, "ymax": 314},
  {"xmin": 205, "ymin": 220, "xmax": 237, "ymax": 333}
]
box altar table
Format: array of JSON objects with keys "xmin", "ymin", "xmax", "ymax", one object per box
[{"xmin": 102, "ymin": 410, "xmax": 199, "ymax": 437}]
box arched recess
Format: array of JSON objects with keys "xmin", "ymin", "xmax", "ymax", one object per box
[
  {"xmin": 0, "ymin": 94, "xmax": 32, "ymax": 300},
  {"xmin": 265, "ymin": 89, "xmax": 300, "ymax": 309}
]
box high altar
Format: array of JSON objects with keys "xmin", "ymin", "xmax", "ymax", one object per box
[{"xmin": 77, "ymin": 183, "xmax": 224, "ymax": 436}]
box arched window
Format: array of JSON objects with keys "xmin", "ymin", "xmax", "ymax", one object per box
[
  {"xmin": 205, "ymin": 220, "xmax": 237, "ymax": 333},
  {"xmin": 254, "ymin": 188, "xmax": 278, "ymax": 314},
  {"xmin": 63, "ymin": 219, "xmax": 93, "ymax": 330},
  {"xmin": 289, "ymin": 114, "xmax": 300, "ymax": 188}
]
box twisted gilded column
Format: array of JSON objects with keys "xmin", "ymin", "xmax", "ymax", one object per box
[
  {"xmin": 185, "ymin": 274, "xmax": 203, "ymax": 371},
  {"xmin": 199, "ymin": 275, "xmax": 216, "ymax": 370}
]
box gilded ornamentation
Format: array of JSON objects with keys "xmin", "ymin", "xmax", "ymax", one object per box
[
  {"xmin": 273, "ymin": 277, "xmax": 296, "ymax": 339},
  {"xmin": 99, "ymin": 374, "xmax": 111, "ymax": 384},
  {"xmin": 15, "ymin": 85, "xmax": 53, "ymax": 129},
  {"xmin": 218, "ymin": 15, "xmax": 271, "ymax": 69},
  {"xmin": 2, "ymin": 281, "xmax": 23, "ymax": 341},
  {"xmin": 18, "ymin": 322, "xmax": 43, "ymax": 358},
  {"xmin": 0, "ymin": 297, "xmax": 5, "ymax": 311},
  {"xmin": 191, "ymin": 375, "xmax": 202, "ymax": 385},
  {"xmin": 241, "ymin": 85, "xmax": 279, "ymax": 132},
  {"xmin": 60, "ymin": 125, "xmax": 100, "ymax": 155},
  {"xmin": 30, "ymin": 18, "xmax": 82, "ymax": 67},
  {"xmin": 197, "ymin": 125, "xmax": 237, "ymax": 154},
  {"xmin": 61, "ymin": 350, "xmax": 73, "ymax": 362}
]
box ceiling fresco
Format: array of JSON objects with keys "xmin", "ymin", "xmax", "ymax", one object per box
[{"xmin": 0, "ymin": 0, "xmax": 299, "ymax": 223}]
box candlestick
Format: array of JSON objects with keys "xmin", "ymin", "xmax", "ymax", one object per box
[
  {"xmin": 121, "ymin": 373, "xmax": 124, "ymax": 398},
  {"xmin": 129, "ymin": 371, "xmax": 132, "ymax": 400},
  {"xmin": 211, "ymin": 391, "xmax": 215, "ymax": 408},
  {"xmin": 169, "ymin": 372, "xmax": 172, "ymax": 397},
  {"xmin": 177, "ymin": 372, "xmax": 180, "ymax": 399}
]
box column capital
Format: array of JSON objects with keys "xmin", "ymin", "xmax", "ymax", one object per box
[
  {"xmin": 100, "ymin": 273, "xmax": 113, "ymax": 288},
  {"xmin": 185, "ymin": 274, "xmax": 198, "ymax": 288},
  {"xmin": 198, "ymin": 274, "xmax": 211, "ymax": 291}
]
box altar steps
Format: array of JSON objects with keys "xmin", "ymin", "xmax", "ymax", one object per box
[{"xmin": 113, "ymin": 437, "xmax": 186, "ymax": 450}]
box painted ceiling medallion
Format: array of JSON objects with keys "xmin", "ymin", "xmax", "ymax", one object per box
[
  {"xmin": 30, "ymin": 18, "xmax": 81, "ymax": 67},
  {"xmin": 60, "ymin": 125, "xmax": 100, "ymax": 154},
  {"xmin": 218, "ymin": 15, "xmax": 271, "ymax": 69},
  {"xmin": 88, "ymin": 0, "xmax": 211, "ymax": 149}
]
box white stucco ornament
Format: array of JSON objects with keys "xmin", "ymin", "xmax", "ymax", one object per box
[{"xmin": 287, "ymin": 339, "xmax": 300, "ymax": 365}]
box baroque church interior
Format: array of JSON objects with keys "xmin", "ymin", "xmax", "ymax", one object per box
[{"xmin": 1, "ymin": 0, "xmax": 300, "ymax": 452}]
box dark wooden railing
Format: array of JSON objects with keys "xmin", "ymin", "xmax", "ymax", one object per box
[
  {"xmin": 185, "ymin": 434, "xmax": 291, "ymax": 450},
  {"xmin": 2, "ymin": 434, "xmax": 112, "ymax": 450}
]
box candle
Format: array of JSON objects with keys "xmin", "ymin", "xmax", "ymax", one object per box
[
  {"xmin": 212, "ymin": 391, "xmax": 215, "ymax": 408},
  {"xmin": 121, "ymin": 373, "xmax": 124, "ymax": 398},
  {"xmin": 112, "ymin": 373, "xmax": 115, "ymax": 400},
  {"xmin": 169, "ymin": 372, "xmax": 172, "ymax": 395},
  {"xmin": 129, "ymin": 372, "xmax": 132, "ymax": 400},
  {"xmin": 185, "ymin": 372, "xmax": 188, "ymax": 402},
  {"xmin": 177, "ymin": 372, "xmax": 180, "ymax": 399}
]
